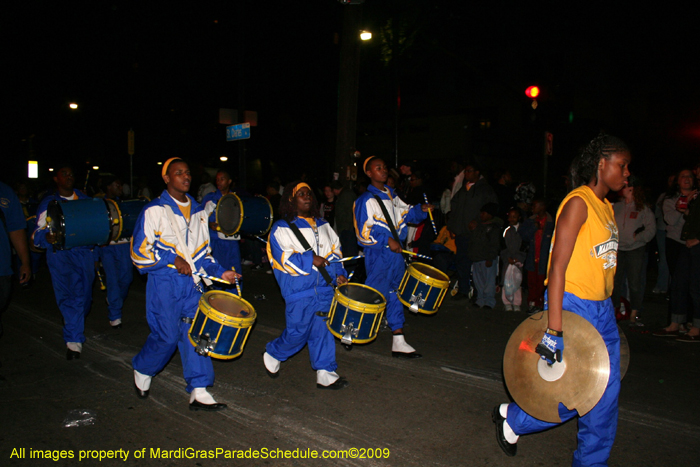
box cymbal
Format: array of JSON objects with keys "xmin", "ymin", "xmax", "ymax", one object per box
[
  {"xmin": 618, "ymin": 325, "xmax": 630, "ymax": 380},
  {"xmin": 503, "ymin": 311, "xmax": 610, "ymax": 423}
]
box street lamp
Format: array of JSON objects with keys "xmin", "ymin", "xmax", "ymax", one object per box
[
  {"xmin": 360, "ymin": 30, "xmax": 372, "ymax": 41},
  {"xmin": 69, "ymin": 103, "xmax": 78, "ymax": 110}
]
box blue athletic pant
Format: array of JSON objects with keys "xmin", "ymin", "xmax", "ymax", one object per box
[
  {"xmin": 364, "ymin": 247, "xmax": 406, "ymax": 331},
  {"xmin": 101, "ymin": 243, "xmax": 133, "ymax": 321},
  {"xmin": 506, "ymin": 291, "xmax": 621, "ymax": 467},
  {"xmin": 46, "ymin": 248, "xmax": 95, "ymax": 344},
  {"xmin": 132, "ymin": 273, "xmax": 214, "ymax": 393},
  {"xmin": 266, "ymin": 290, "xmax": 337, "ymax": 372}
]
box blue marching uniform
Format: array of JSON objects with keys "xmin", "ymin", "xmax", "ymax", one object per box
[
  {"xmin": 265, "ymin": 217, "xmax": 346, "ymax": 372},
  {"xmin": 130, "ymin": 190, "xmax": 227, "ymax": 393},
  {"xmin": 354, "ymin": 184, "xmax": 426, "ymax": 331},
  {"xmin": 201, "ymin": 190, "xmax": 241, "ymax": 293},
  {"xmin": 33, "ymin": 191, "xmax": 95, "ymax": 345}
]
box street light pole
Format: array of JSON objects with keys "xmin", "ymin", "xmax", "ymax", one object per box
[{"xmin": 334, "ymin": 3, "xmax": 363, "ymax": 185}]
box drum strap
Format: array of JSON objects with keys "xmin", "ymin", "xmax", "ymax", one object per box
[
  {"xmin": 287, "ymin": 220, "xmax": 334, "ymax": 287},
  {"xmin": 164, "ymin": 205, "xmax": 212, "ymax": 288},
  {"xmin": 372, "ymin": 195, "xmax": 402, "ymax": 246}
]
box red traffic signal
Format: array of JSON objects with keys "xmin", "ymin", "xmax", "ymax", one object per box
[{"xmin": 525, "ymin": 86, "xmax": 540, "ymax": 99}]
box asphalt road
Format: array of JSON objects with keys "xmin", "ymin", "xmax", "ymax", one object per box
[{"xmin": 1, "ymin": 262, "xmax": 699, "ymax": 466}]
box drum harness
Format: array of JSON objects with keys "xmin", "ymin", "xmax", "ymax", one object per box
[
  {"xmin": 286, "ymin": 220, "xmax": 335, "ymax": 320},
  {"xmin": 373, "ymin": 195, "xmax": 424, "ymax": 311}
]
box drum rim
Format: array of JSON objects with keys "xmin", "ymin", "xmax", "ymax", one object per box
[
  {"xmin": 199, "ymin": 290, "xmax": 257, "ymax": 325},
  {"xmin": 104, "ymin": 198, "xmax": 123, "ymax": 242},
  {"xmin": 216, "ymin": 193, "xmax": 244, "ymax": 236},
  {"xmin": 334, "ymin": 283, "xmax": 386, "ymax": 314},
  {"xmin": 407, "ymin": 262, "xmax": 450, "ymax": 287},
  {"xmin": 46, "ymin": 200, "xmax": 66, "ymax": 247}
]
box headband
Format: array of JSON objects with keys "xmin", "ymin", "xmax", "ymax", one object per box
[
  {"xmin": 363, "ymin": 156, "xmax": 376, "ymax": 173},
  {"xmin": 292, "ymin": 183, "xmax": 311, "ymax": 197},
  {"xmin": 161, "ymin": 157, "xmax": 181, "ymax": 178}
]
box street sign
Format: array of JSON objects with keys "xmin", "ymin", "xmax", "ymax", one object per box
[{"xmin": 226, "ymin": 123, "xmax": 250, "ymax": 141}]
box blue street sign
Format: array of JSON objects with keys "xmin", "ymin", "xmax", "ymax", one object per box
[{"xmin": 226, "ymin": 123, "xmax": 251, "ymax": 141}]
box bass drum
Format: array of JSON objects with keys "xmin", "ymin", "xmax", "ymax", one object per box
[
  {"xmin": 47, "ymin": 198, "xmax": 113, "ymax": 249},
  {"xmin": 105, "ymin": 198, "xmax": 149, "ymax": 241},
  {"xmin": 216, "ymin": 193, "xmax": 273, "ymax": 236}
]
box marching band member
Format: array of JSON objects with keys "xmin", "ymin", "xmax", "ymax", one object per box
[
  {"xmin": 33, "ymin": 166, "xmax": 95, "ymax": 360},
  {"xmin": 130, "ymin": 158, "xmax": 239, "ymax": 411},
  {"xmin": 94, "ymin": 175, "xmax": 133, "ymax": 328},
  {"xmin": 354, "ymin": 156, "xmax": 431, "ymax": 358},
  {"xmin": 201, "ymin": 170, "xmax": 242, "ymax": 292},
  {"xmin": 263, "ymin": 182, "xmax": 349, "ymax": 390},
  {"xmin": 493, "ymin": 134, "xmax": 628, "ymax": 466}
]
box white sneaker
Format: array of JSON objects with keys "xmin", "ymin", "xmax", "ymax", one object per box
[
  {"xmin": 242, "ymin": 260, "xmax": 254, "ymax": 266},
  {"xmin": 513, "ymin": 305, "xmax": 521, "ymax": 312},
  {"xmin": 504, "ymin": 304, "xmax": 513, "ymax": 311}
]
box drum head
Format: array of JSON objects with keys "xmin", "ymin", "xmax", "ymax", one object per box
[
  {"xmin": 412, "ymin": 262, "xmax": 449, "ymax": 281},
  {"xmin": 216, "ymin": 194, "xmax": 242, "ymax": 236},
  {"xmin": 104, "ymin": 198, "xmax": 122, "ymax": 241},
  {"xmin": 206, "ymin": 291, "xmax": 253, "ymax": 318},
  {"xmin": 339, "ymin": 284, "xmax": 385, "ymax": 305},
  {"xmin": 46, "ymin": 201, "xmax": 65, "ymax": 245}
]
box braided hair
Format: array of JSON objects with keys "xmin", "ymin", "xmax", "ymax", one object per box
[
  {"xmin": 569, "ymin": 133, "xmax": 629, "ymax": 189},
  {"xmin": 278, "ymin": 181, "xmax": 321, "ymax": 222}
]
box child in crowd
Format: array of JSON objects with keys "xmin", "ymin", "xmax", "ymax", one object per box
[
  {"xmin": 500, "ymin": 208, "xmax": 526, "ymax": 311},
  {"xmin": 520, "ymin": 199, "xmax": 554, "ymax": 313},
  {"xmin": 466, "ymin": 203, "xmax": 501, "ymax": 309}
]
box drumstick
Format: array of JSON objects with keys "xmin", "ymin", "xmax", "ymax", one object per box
[
  {"xmin": 255, "ymin": 235, "xmax": 268, "ymax": 244},
  {"xmin": 423, "ymin": 193, "xmax": 438, "ymax": 235},
  {"xmin": 346, "ymin": 270, "xmax": 355, "ymax": 282},
  {"xmin": 329, "ymin": 255, "xmax": 363, "ymax": 263},
  {"xmin": 402, "ymin": 250, "xmax": 433, "ymax": 261},
  {"xmin": 230, "ymin": 266, "xmax": 242, "ymax": 296},
  {"xmin": 167, "ymin": 264, "xmax": 232, "ymax": 285}
]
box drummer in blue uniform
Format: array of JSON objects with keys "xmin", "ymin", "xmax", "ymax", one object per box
[
  {"xmin": 263, "ymin": 182, "xmax": 350, "ymax": 390},
  {"xmin": 354, "ymin": 156, "xmax": 432, "ymax": 358},
  {"xmin": 201, "ymin": 170, "xmax": 242, "ymax": 292},
  {"xmin": 94, "ymin": 175, "xmax": 133, "ymax": 329},
  {"xmin": 33, "ymin": 166, "xmax": 96, "ymax": 360},
  {"xmin": 130, "ymin": 158, "xmax": 239, "ymax": 411}
]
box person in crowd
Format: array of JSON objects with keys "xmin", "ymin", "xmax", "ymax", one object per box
[
  {"xmin": 331, "ymin": 181, "xmax": 358, "ymax": 270},
  {"xmin": 493, "ymin": 133, "xmax": 628, "ymax": 466},
  {"xmin": 494, "ymin": 169, "xmax": 516, "ymax": 219},
  {"xmin": 520, "ymin": 198, "xmax": 554, "ymax": 313},
  {"xmin": 653, "ymin": 168, "xmax": 698, "ymax": 337},
  {"xmin": 466, "ymin": 203, "xmax": 501, "ymax": 309},
  {"xmin": 196, "ymin": 171, "xmax": 216, "ymax": 203},
  {"xmin": 500, "ymin": 208, "xmax": 526, "ymax": 311},
  {"xmin": 611, "ymin": 176, "xmax": 656, "ymax": 325},
  {"xmin": 263, "ymin": 182, "xmax": 349, "ymax": 389},
  {"xmin": 202, "ymin": 170, "xmax": 243, "ymax": 289},
  {"xmin": 15, "ymin": 181, "xmax": 42, "ymax": 282},
  {"xmin": 653, "ymin": 168, "xmax": 699, "ymax": 339},
  {"xmin": 32, "ymin": 166, "xmax": 96, "ymax": 360},
  {"xmin": 397, "ymin": 161, "xmax": 414, "ymax": 202},
  {"xmin": 447, "ymin": 163, "xmax": 498, "ymax": 301},
  {"xmin": 0, "ymin": 181, "xmax": 31, "ymax": 339},
  {"xmin": 137, "ymin": 176, "xmax": 152, "ymax": 200},
  {"xmin": 514, "ymin": 181, "xmax": 536, "ymax": 219},
  {"xmin": 430, "ymin": 220, "xmax": 457, "ymax": 276},
  {"xmin": 355, "ymin": 156, "xmax": 431, "ymax": 358},
  {"xmin": 131, "ymin": 158, "xmax": 239, "ymax": 410},
  {"xmin": 652, "ymin": 173, "xmax": 676, "ymax": 294},
  {"xmin": 94, "ymin": 175, "xmax": 133, "ymax": 328},
  {"xmin": 320, "ymin": 183, "xmax": 336, "ymax": 228}
]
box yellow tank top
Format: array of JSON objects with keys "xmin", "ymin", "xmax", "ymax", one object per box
[{"xmin": 546, "ymin": 185, "xmax": 618, "ymax": 301}]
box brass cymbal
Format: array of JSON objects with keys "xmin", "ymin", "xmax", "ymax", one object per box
[
  {"xmin": 503, "ymin": 311, "xmax": 610, "ymax": 423},
  {"xmin": 618, "ymin": 325, "xmax": 630, "ymax": 380}
]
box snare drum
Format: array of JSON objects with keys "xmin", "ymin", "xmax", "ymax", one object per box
[
  {"xmin": 189, "ymin": 290, "xmax": 257, "ymax": 360},
  {"xmin": 398, "ymin": 262, "xmax": 450, "ymax": 315},
  {"xmin": 216, "ymin": 193, "xmax": 273, "ymax": 236},
  {"xmin": 47, "ymin": 198, "xmax": 112, "ymax": 249},
  {"xmin": 327, "ymin": 284, "xmax": 386, "ymax": 346}
]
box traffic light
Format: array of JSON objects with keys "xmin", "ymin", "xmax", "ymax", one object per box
[{"xmin": 525, "ymin": 86, "xmax": 540, "ymax": 99}]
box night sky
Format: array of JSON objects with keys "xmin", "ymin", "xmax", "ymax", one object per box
[{"xmin": 6, "ymin": 1, "xmax": 699, "ymax": 194}]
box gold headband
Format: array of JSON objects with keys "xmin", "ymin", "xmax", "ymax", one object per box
[
  {"xmin": 161, "ymin": 157, "xmax": 180, "ymax": 178},
  {"xmin": 363, "ymin": 156, "xmax": 376, "ymax": 173},
  {"xmin": 292, "ymin": 183, "xmax": 311, "ymax": 197}
]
